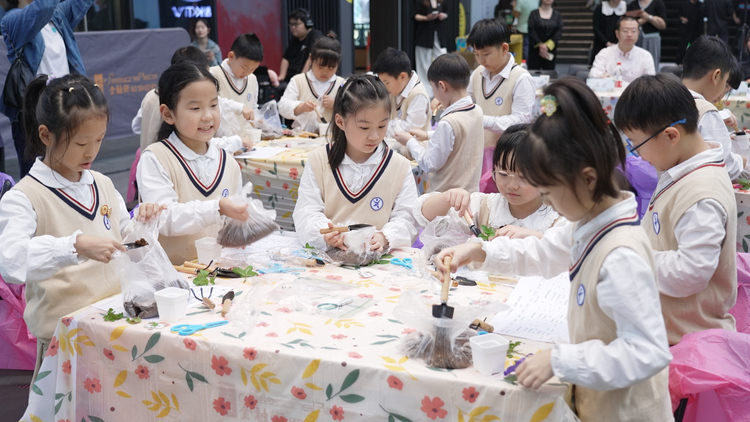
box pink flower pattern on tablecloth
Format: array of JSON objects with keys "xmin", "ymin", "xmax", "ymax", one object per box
[
  {"xmin": 46, "ymin": 336, "xmax": 59, "ymax": 357},
  {"xmin": 462, "ymin": 387, "xmax": 479, "ymax": 403},
  {"xmin": 272, "ymin": 416, "xmax": 288, "ymax": 422},
  {"xmin": 331, "ymin": 334, "xmax": 347, "ymax": 340},
  {"xmin": 266, "ymin": 332, "xmax": 279, "ymax": 337},
  {"xmin": 184, "ymin": 338, "xmax": 196, "ymax": 350},
  {"xmin": 61, "ymin": 317, "xmax": 73, "ymax": 327},
  {"xmin": 244, "ymin": 347, "xmax": 257, "ymax": 360},
  {"xmin": 348, "ymin": 352, "xmax": 362, "ymax": 359},
  {"xmin": 61, "ymin": 360, "xmax": 71, "ymax": 374},
  {"xmin": 244, "ymin": 395, "xmax": 257, "ymax": 409},
  {"xmin": 283, "ymin": 183, "xmax": 289, "ymax": 190},
  {"xmin": 256, "ymin": 322, "xmax": 269, "ymax": 327},
  {"xmin": 276, "ymin": 307, "xmax": 292, "ymax": 314},
  {"xmin": 254, "ymin": 168, "xmax": 262, "ymax": 175},
  {"xmin": 387, "ymin": 375, "xmax": 403, "ymax": 390},
  {"xmin": 368, "ymin": 311, "xmax": 382, "ymax": 317},
  {"xmin": 135, "ymin": 365, "xmax": 150, "ymax": 379},
  {"xmin": 211, "ymin": 355, "xmax": 232, "ymax": 376},
  {"xmin": 265, "ymin": 180, "xmax": 271, "ymax": 188},
  {"xmin": 289, "ymin": 168, "xmax": 299, "ymax": 180},
  {"xmin": 291, "ymin": 386, "xmax": 307, "ymax": 399},
  {"xmin": 330, "ymin": 405, "xmax": 345, "ymax": 420},
  {"xmin": 103, "ymin": 348, "xmax": 115, "ymax": 361},
  {"xmin": 213, "ymin": 397, "xmax": 231, "ymax": 416},
  {"xmin": 83, "ymin": 377, "xmax": 102, "ymax": 394},
  {"xmin": 421, "ymin": 396, "xmax": 447, "ymax": 420},
  {"xmin": 402, "ymin": 328, "xmax": 416, "ymax": 335},
  {"xmin": 358, "ymin": 294, "xmax": 373, "ymax": 299}
]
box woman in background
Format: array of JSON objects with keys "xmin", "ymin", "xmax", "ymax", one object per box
[{"xmin": 527, "ymin": 0, "xmax": 563, "ymax": 70}]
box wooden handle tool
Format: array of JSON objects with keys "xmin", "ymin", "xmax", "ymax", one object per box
[{"xmin": 221, "ymin": 291, "xmax": 235, "ymax": 318}]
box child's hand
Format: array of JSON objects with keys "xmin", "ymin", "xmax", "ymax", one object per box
[
  {"xmin": 408, "ymin": 129, "xmax": 429, "ymax": 142},
  {"xmin": 240, "ymin": 136, "xmax": 254, "ymax": 150},
  {"xmin": 430, "ymin": 98, "xmax": 443, "ymax": 113},
  {"xmin": 74, "ymin": 235, "xmax": 125, "ymax": 263},
  {"xmin": 135, "ymin": 203, "xmax": 166, "ymax": 222},
  {"xmin": 323, "ymin": 222, "xmax": 347, "ymax": 250},
  {"xmin": 434, "ymin": 243, "xmax": 486, "ymax": 273},
  {"xmin": 393, "ymin": 131, "xmax": 412, "ymax": 145},
  {"xmin": 516, "ymin": 349, "xmax": 554, "ymax": 390},
  {"xmin": 241, "ymin": 107, "xmax": 255, "ymax": 121},
  {"xmin": 491, "ymin": 225, "xmax": 543, "ymax": 240},
  {"xmin": 294, "ymin": 101, "xmax": 317, "ymax": 116},
  {"xmin": 268, "ymin": 69, "xmax": 280, "ymax": 87},
  {"xmin": 443, "ymin": 188, "xmax": 472, "ymax": 217},
  {"xmin": 321, "ymin": 95, "xmax": 335, "ymax": 109},
  {"xmin": 219, "ymin": 198, "xmax": 249, "ymax": 221},
  {"xmin": 369, "ymin": 231, "xmax": 389, "ymax": 252}
]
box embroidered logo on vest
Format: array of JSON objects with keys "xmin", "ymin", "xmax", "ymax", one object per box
[
  {"xmin": 397, "ymin": 109, "xmax": 402, "ymax": 118},
  {"xmin": 222, "ymin": 189, "xmax": 229, "ymax": 197},
  {"xmin": 247, "ymin": 93, "xmax": 253, "ymax": 102},
  {"xmin": 652, "ymin": 212, "xmax": 660, "ymax": 235},
  {"xmin": 495, "ymin": 97, "xmax": 503, "ymax": 106},
  {"xmin": 103, "ymin": 214, "xmax": 111, "ymax": 230},
  {"xmin": 371, "ymin": 197, "xmax": 384, "ymax": 211},
  {"xmin": 577, "ymin": 284, "xmax": 586, "ymax": 306}
]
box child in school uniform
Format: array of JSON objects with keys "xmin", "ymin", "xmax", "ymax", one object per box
[
  {"xmin": 372, "ymin": 47, "xmax": 431, "ymax": 139},
  {"xmin": 615, "ymin": 74, "xmax": 737, "ymax": 345},
  {"xmin": 293, "ymin": 74, "xmax": 419, "ymax": 251},
  {"xmin": 137, "ymin": 62, "xmax": 248, "ymax": 265},
  {"xmin": 0, "ymin": 74, "xmax": 162, "ymax": 379},
  {"xmin": 278, "ymin": 36, "xmax": 346, "ymax": 132},
  {"xmin": 209, "ymin": 33, "xmax": 262, "ymax": 120},
  {"xmin": 394, "ymin": 53, "xmax": 484, "ymax": 193},
  {"xmin": 466, "ymin": 19, "xmax": 535, "ymax": 193},
  {"xmin": 436, "ymin": 78, "xmax": 671, "ymax": 421},
  {"xmin": 681, "ymin": 36, "xmax": 748, "ymax": 180},
  {"xmin": 414, "ymin": 124, "xmax": 565, "ymax": 239}
]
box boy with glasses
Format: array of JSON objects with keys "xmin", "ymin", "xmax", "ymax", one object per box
[{"xmin": 615, "ymin": 74, "xmax": 737, "ymax": 346}]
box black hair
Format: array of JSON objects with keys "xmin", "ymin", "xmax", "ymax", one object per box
[
  {"xmin": 171, "ymin": 45, "xmax": 210, "ymax": 68},
  {"xmin": 329, "ymin": 75, "xmax": 392, "ymax": 171},
  {"xmin": 157, "ymin": 62, "xmax": 219, "ymax": 141},
  {"xmin": 230, "ymin": 33, "xmax": 263, "ymax": 62},
  {"xmin": 492, "ymin": 124, "xmax": 530, "ymax": 173},
  {"xmin": 516, "ymin": 77, "xmax": 624, "ymax": 203},
  {"xmin": 3, "ymin": 0, "xmax": 18, "ymax": 11},
  {"xmin": 728, "ymin": 57, "xmax": 744, "ymax": 90},
  {"xmin": 615, "ymin": 15, "xmax": 639, "ymax": 31},
  {"xmin": 427, "ymin": 53, "xmax": 471, "ymax": 91},
  {"xmin": 372, "ymin": 47, "xmax": 412, "ymax": 79},
  {"xmin": 23, "ymin": 74, "xmax": 109, "ymax": 161},
  {"xmin": 614, "ymin": 73, "xmax": 698, "ymax": 135},
  {"xmin": 466, "ymin": 19, "xmax": 511, "ymax": 49},
  {"xmin": 682, "ymin": 36, "xmax": 736, "ymax": 81},
  {"xmin": 289, "ymin": 8, "xmax": 312, "ymax": 28},
  {"xmin": 310, "ymin": 36, "xmax": 342, "ymax": 69}
]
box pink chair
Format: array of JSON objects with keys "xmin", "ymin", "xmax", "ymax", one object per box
[
  {"xmin": 669, "ymin": 329, "xmax": 750, "ymax": 422},
  {"xmin": 479, "ymin": 147, "xmax": 499, "ymax": 193},
  {"xmin": 127, "ymin": 147, "xmax": 142, "ymax": 204},
  {"xmin": 733, "ymin": 253, "xmax": 750, "ymax": 334},
  {"xmin": 0, "ymin": 276, "xmax": 36, "ymax": 370}
]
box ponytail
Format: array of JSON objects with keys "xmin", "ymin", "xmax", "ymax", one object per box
[{"xmin": 22, "ymin": 75, "xmax": 51, "ymax": 160}]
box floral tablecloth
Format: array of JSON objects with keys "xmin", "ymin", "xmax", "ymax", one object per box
[
  {"xmin": 235, "ymin": 139, "xmax": 430, "ymax": 232},
  {"xmin": 735, "ymin": 186, "xmax": 750, "ymax": 252},
  {"xmin": 22, "ymin": 248, "xmax": 577, "ymax": 422},
  {"xmin": 721, "ymin": 95, "xmax": 750, "ymax": 130}
]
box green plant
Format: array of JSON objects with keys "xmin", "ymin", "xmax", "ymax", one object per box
[
  {"xmin": 192, "ymin": 269, "xmax": 216, "ymax": 286},
  {"xmin": 739, "ymin": 178, "xmax": 750, "ymax": 190},
  {"xmin": 126, "ymin": 316, "xmax": 142, "ymax": 324},
  {"xmin": 103, "ymin": 308, "xmax": 124, "ymax": 322},
  {"xmin": 478, "ymin": 225, "xmax": 496, "ymax": 241},
  {"xmin": 507, "ymin": 340, "xmax": 522, "ymax": 358},
  {"xmin": 232, "ymin": 265, "xmax": 258, "ymax": 279}
]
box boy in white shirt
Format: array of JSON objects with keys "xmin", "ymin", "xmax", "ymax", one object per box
[
  {"xmin": 394, "ymin": 53, "xmax": 483, "ymax": 193},
  {"xmin": 209, "ymin": 33, "xmax": 262, "ymax": 119}
]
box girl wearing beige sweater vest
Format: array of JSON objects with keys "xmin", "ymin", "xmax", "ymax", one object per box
[{"xmin": 436, "ymin": 79, "xmax": 672, "ymax": 421}]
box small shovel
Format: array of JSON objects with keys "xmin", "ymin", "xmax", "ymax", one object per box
[
  {"xmin": 432, "ymin": 256, "xmax": 455, "ymax": 319},
  {"xmin": 463, "ymin": 214, "xmax": 481, "ymax": 237},
  {"xmin": 319, "ymin": 223, "xmax": 373, "ymax": 234},
  {"xmin": 122, "ymin": 238, "xmax": 148, "ymax": 251}
]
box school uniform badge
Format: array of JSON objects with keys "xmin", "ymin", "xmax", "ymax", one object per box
[
  {"xmin": 247, "ymin": 93, "xmax": 253, "ymax": 102},
  {"xmin": 222, "ymin": 189, "xmax": 229, "ymax": 197},
  {"xmin": 652, "ymin": 212, "xmax": 660, "ymax": 235},
  {"xmin": 370, "ymin": 197, "xmax": 383, "ymax": 211},
  {"xmin": 577, "ymin": 284, "xmax": 585, "ymax": 306},
  {"xmin": 495, "ymin": 97, "xmax": 503, "ymax": 106}
]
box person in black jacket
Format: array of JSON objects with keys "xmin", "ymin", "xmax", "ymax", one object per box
[
  {"xmin": 677, "ymin": 0, "xmax": 704, "ymax": 65},
  {"xmin": 527, "ymin": 0, "xmax": 563, "ymax": 70},
  {"xmin": 414, "ymin": 0, "xmax": 448, "ymax": 98}
]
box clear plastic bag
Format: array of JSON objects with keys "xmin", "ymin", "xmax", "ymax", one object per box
[
  {"xmin": 393, "ymin": 289, "xmax": 509, "ymax": 369},
  {"xmin": 266, "ymin": 276, "xmax": 372, "ymax": 318},
  {"xmin": 115, "ymin": 219, "xmax": 189, "ymax": 318},
  {"xmin": 256, "ymin": 100, "xmax": 284, "ymax": 139},
  {"xmin": 324, "ymin": 224, "xmax": 385, "ymax": 266},
  {"xmin": 217, "ymin": 109, "xmax": 254, "ymax": 138},
  {"xmin": 216, "ymin": 195, "xmax": 279, "ymax": 247},
  {"xmin": 290, "ymin": 110, "xmax": 320, "ymax": 134},
  {"xmin": 225, "ymin": 280, "xmax": 274, "ymax": 334},
  {"xmin": 420, "ymin": 210, "xmax": 472, "ymax": 262}
]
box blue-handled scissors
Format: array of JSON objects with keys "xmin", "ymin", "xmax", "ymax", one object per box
[
  {"xmin": 391, "ymin": 258, "xmax": 413, "ymax": 270},
  {"xmin": 170, "ymin": 320, "xmax": 229, "ymax": 336},
  {"xmin": 259, "ymin": 263, "xmax": 306, "ymax": 274}
]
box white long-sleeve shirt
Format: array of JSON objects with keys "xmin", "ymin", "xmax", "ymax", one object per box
[
  {"xmin": 651, "ymin": 146, "xmax": 729, "ymax": 298},
  {"xmin": 278, "ymin": 70, "xmax": 339, "ymax": 121},
  {"xmin": 293, "ymin": 143, "xmax": 419, "ymax": 250},
  {"xmin": 472, "ymin": 193, "xmax": 671, "ymax": 390},
  {"xmin": 136, "ymin": 132, "xmax": 243, "ymax": 237},
  {"xmin": 689, "ymin": 89, "xmax": 745, "ymax": 180},
  {"xmin": 386, "ymin": 72, "xmax": 430, "ymax": 138},
  {"xmin": 0, "ymin": 159, "xmax": 131, "ymax": 284},
  {"xmin": 405, "ymin": 96, "xmax": 475, "ymax": 173},
  {"xmin": 589, "ymin": 44, "xmax": 655, "ymax": 83},
  {"xmin": 467, "ymin": 57, "xmax": 536, "ymax": 134}
]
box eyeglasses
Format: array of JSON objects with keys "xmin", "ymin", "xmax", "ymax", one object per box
[
  {"xmin": 289, "ymin": 21, "xmax": 302, "ymax": 28},
  {"xmin": 625, "ymin": 119, "xmax": 686, "ymax": 156},
  {"xmin": 492, "ymin": 170, "xmax": 529, "ymax": 187}
]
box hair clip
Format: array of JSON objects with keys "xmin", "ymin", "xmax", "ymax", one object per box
[
  {"xmin": 46, "ymin": 75, "xmax": 56, "ymax": 86},
  {"xmin": 68, "ymin": 87, "xmax": 74, "ymax": 92},
  {"xmin": 540, "ymin": 95, "xmax": 558, "ymax": 117},
  {"xmin": 93, "ymin": 83, "xmax": 99, "ymax": 88}
]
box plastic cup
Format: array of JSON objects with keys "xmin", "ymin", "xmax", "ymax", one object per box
[
  {"xmin": 154, "ymin": 287, "xmax": 189, "ymax": 322},
  {"xmin": 247, "ymin": 128, "xmax": 262, "ymax": 145},
  {"xmin": 318, "ymin": 122, "xmax": 330, "ymax": 137},
  {"xmin": 733, "ymin": 132, "xmax": 750, "ymax": 158},
  {"xmin": 195, "ymin": 237, "xmax": 222, "ymax": 265},
  {"xmin": 470, "ymin": 334, "xmax": 510, "ymax": 376}
]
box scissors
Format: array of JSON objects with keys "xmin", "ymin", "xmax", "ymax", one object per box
[
  {"xmin": 258, "ymin": 263, "xmax": 306, "ymax": 274},
  {"xmin": 170, "ymin": 320, "xmax": 229, "ymax": 336},
  {"xmin": 317, "ymin": 298, "xmax": 353, "ymax": 310},
  {"xmin": 390, "ymin": 258, "xmax": 413, "ymax": 270}
]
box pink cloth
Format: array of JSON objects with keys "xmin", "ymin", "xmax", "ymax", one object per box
[
  {"xmin": 127, "ymin": 147, "xmax": 142, "ymax": 203},
  {"xmin": 669, "ymin": 329, "xmax": 750, "ymax": 422},
  {"xmin": 0, "ymin": 277, "xmax": 36, "ymax": 370},
  {"xmin": 479, "ymin": 146, "xmax": 499, "ymax": 193},
  {"xmin": 733, "ymin": 253, "xmax": 750, "ymax": 334}
]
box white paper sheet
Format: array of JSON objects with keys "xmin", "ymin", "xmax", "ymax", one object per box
[
  {"xmin": 489, "ymin": 272, "xmax": 570, "ymax": 343},
  {"xmin": 233, "ymin": 147, "xmax": 286, "ymax": 159}
]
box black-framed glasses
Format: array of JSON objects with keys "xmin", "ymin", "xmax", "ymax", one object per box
[{"xmin": 625, "ymin": 119, "xmax": 686, "ymax": 156}]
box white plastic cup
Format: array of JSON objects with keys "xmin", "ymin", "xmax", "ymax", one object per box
[
  {"xmin": 733, "ymin": 132, "xmax": 750, "ymax": 158},
  {"xmin": 470, "ymin": 334, "xmax": 510, "ymax": 376},
  {"xmin": 154, "ymin": 287, "xmax": 189, "ymax": 322},
  {"xmin": 318, "ymin": 122, "xmax": 330, "ymax": 137},
  {"xmin": 247, "ymin": 128, "xmax": 262, "ymax": 145},
  {"xmin": 195, "ymin": 237, "xmax": 222, "ymax": 265}
]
